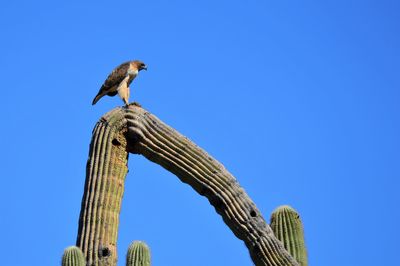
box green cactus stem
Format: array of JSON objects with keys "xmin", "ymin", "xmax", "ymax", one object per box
[
  {"xmin": 270, "ymin": 205, "xmax": 308, "ymax": 266},
  {"xmin": 126, "ymin": 241, "xmax": 151, "ymax": 266},
  {"xmin": 62, "ymin": 246, "xmax": 85, "ymax": 266},
  {"xmin": 76, "ymin": 110, "xmax": 129, "ymax": 266},
  {"xmin": 76, "ymin": 104, "xmax": 298, "ymax": 266}
]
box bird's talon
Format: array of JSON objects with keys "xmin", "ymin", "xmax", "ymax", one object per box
[{"xmin": 130, "ymin": 102, "xmax": 142, "ymax": 108}]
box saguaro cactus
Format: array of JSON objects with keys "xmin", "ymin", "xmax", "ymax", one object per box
[
  {"xmin": 270, "ymin": 205, "xmax": 307, "ymax": 266},
  {"xmin": 76, "ymin": 104, "xmax": 299, "ymax": 266},
  {"xmin": 126, "ymin": 241, "xmax": 151, "ymax": 266},
  {"xmin": 62, "ymin": 246, "xmax": 85, "ymax": 266},
  {"xmin": 76, "ymin": 110, "xmax": 129, "ymax": 265}
]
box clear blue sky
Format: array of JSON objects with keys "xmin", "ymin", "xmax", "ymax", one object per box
[{"xmin": 1, "ymin": 1, "xmax": 399, "ymax": 265}]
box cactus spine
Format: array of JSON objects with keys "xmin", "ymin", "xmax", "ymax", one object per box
[
  {"xmin": 62, "ymin": 246, "xmax": 85, "ymax": 266},
  {"xmin": 126, "ymin": 241, "xmax": 151, "ymax": 266},
  {"xmin": 270, "ymin": 205, "xmax": 308, "ymax": 266}
]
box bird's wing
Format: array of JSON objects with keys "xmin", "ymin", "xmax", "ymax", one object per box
[
  {"xmin": 92, "ymin": 61, "xmax": 131, "ymax": 105},
  {"xmin": 102, "ymin": 61, "xmax": 131, "ymax": 89}
]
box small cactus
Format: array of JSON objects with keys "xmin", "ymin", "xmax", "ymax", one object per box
[
  {"xmin": 126, "ymin": 241, "xmax": 151, "ymax": 266},
  {"xmin": 270, "ymin": 205, "xmax": 308, "ymax": 266},
  {"xmin": 61, "ymin": 246, "xmax": 85, "ymax": 266}
]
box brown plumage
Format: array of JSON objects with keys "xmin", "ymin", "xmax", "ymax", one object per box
[{"xmin": 92, "ymin": 60, "xmax": 147, "ymax": 105}]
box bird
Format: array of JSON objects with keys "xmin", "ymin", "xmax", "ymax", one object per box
[{"xmin": 92, "ymin": 60, "xmax": 147, "ymax": 106}]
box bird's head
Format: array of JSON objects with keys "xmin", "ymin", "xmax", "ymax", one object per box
[{"xmin": 133, "ymin": 60, "xmax": 147, "ymax": 71}]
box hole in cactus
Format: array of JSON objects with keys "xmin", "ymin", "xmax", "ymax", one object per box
[
  {"xmin": 112, "ymin": 138, "xmax": 121, "ymax": 146},
  {"xmin": 101, "ymin": 247, "xmax": 110, "ymax": 257},
  {"xmin": 250, "ymin": 210, "xmax": 257, "ymax": 217}
]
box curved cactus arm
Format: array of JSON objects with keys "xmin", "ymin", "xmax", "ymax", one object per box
[
  {"xmin": 270, "ymin": 205, "xmax": 308, "ymax": 266},
  {"xmin": 126, "ymin": 241, "xmax": 151, "ymax": 266},
  {"xmin": 62, "ymin": 246, "xmax": 85, "ymax": 266},
  {"xmin": 76, "ymin": 104, "xmax": 298, "ymax": 266},
  {"xmin": 125, "ymin": 104, "xmax": 298, "ymax": 266}
]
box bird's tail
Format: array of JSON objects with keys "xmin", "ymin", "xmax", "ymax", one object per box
[{"xmin": 92, "ymin": 92, "xmax": 105, "ymax": 105}]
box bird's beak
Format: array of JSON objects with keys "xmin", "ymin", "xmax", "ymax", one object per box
[{"xmin": 142, "ymin": 65, "xmax": 147, "ymax": 71}]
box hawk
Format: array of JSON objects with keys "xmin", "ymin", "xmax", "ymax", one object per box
[{"xmin": 92, "ymin": 60, "xmax": 147, "ymax": 106}]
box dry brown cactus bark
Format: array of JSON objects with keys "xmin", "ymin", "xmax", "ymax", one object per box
[{"xmin": 76, "ymin": 103, "xmax": 299, "ymax": 266}]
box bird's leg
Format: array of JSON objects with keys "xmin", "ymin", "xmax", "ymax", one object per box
[{"xmin": 117, "ymin": 75, "xmax": 130, "ymax": 107}]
